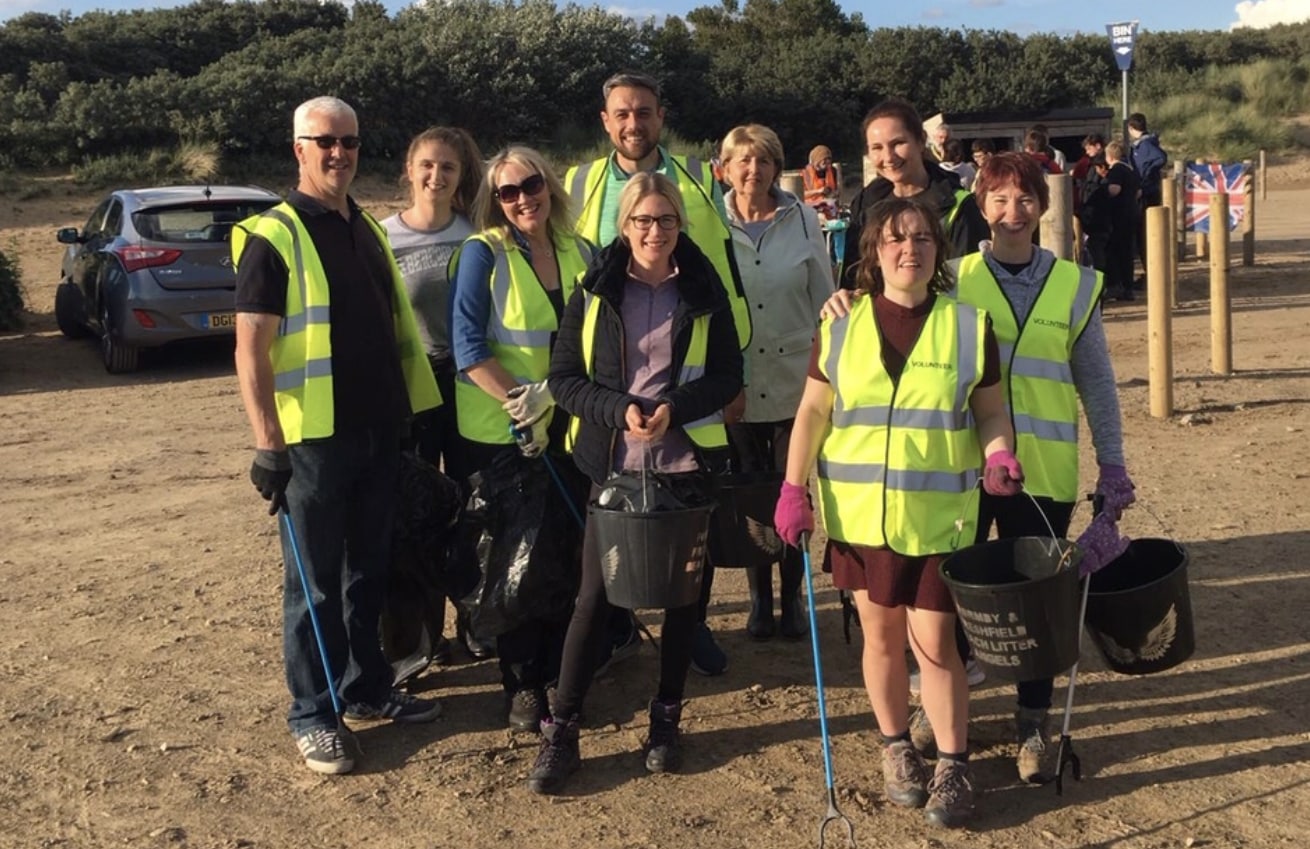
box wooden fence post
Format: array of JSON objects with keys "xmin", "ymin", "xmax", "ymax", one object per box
[
  {"xmin": 1210, "ymin": 193, "xmax": 1232, "ymax": 375},
  {"xmin": 1147, "ymin": 207, "xmax": 1173, "ymax": 418}
]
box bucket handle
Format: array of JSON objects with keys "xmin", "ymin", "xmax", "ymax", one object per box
[{"xmin": 950, "ymin": 481, "xmax": 1075, "ymax": 575}]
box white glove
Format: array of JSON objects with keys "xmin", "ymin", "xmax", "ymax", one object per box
[
  {"xmin": 515, "ymin": 416, "xmax": 550, "ymax": 458},
  {"xmin": 503, "ymin": 380, "xmax": 554, "ymax": 426}
]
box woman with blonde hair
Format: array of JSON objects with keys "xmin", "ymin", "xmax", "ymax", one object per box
[
  {"xmin": 449, "ymin": 145, "xmax": 594, "ymax": 731},
  {"xmin": 528, "ymin": 172, "xmax": 743, "ymax": 794},
  {"xmin": 721, "ymin": 123, "xmax": 833, "ymax": 640}
]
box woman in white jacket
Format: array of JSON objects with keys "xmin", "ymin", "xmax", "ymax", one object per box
[{"xmin": 721, "ymin": 123, "xmax": 835, "ymax": 640}]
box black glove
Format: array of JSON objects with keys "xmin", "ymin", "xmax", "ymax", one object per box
[{"xmin": 250, "ymin": 449, "xmax": 292, "ymax": 516}]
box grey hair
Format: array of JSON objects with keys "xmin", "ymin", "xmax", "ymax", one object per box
[{"xmin": 293, "ymin": 96, "xmax": 356, "ymax": 137}]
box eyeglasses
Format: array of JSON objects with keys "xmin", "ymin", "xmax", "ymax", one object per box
[
  {"xmin": 628, "ymin": 214, "xmax": 679, "ymax": 231},
  {"xmin": 298, "ymin": 135, "xmax": 362, "ymax": 151},
  {"xmin": 493, "ymin": 173, "xmax": 546, "ymax": 204}
]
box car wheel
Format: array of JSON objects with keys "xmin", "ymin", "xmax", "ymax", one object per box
[
  {"xmin": 100, "ymin": 298, "xmax": 140, "ymax": 373},
  {"xmin": 55, "ymin": 281, "xmax": 91, "ymax": 339}
]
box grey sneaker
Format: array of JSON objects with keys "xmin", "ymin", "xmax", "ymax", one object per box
[
  {"xmin": 908, "ymin": 706, "xmax": 936, "ymax": 758},
  {"xmin": 925, "ymin": 759, "xmax": 975, "ymax": 828},
  {"xmin": 881, "ymin": 739, "xmax": 930, "ymax": 808},
  {"xmin": 1016, "ymin": 707, "xmax": 1054, "ymax": 783},
  {"xmin": 344, "ymin": 689, "xmax": 441, "ymax": 724},
  {"xmin": 295, "ymin": 726, "xmax": 354, "ymax": 775}
]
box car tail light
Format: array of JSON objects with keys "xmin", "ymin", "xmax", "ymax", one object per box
[
  {"xmin": 114, "ymin": 245, "xmax": 183, "ymax": 272},
  {"xmin": 132, "ymin": 309, "xmax": 157, "ymax": 328}
]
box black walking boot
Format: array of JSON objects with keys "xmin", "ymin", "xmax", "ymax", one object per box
[
  {"xmin": 644, "ymin": 699, "xmax": 683, "ymax": 774},
  {"xmin": 745, "ymin": 564, "xmax": 775, "ymax": 639},
  {"xmin": 527, "ymin": 716, "xmax": 581, "ymax": 795},
  {"xmin": 778, "ymin": 557, "xmax": 809, "ymax": 640}
]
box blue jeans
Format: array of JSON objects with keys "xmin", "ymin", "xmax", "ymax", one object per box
[{"xmin": 280, "ymin": 426, "xmax": 401, "ymax": 732}]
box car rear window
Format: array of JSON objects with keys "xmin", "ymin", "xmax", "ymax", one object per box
[{"xmin": 132, "ymin": 201, "xmax": 277, "ymax": 244}]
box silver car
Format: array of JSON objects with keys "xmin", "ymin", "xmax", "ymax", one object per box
[{"xmin": 55, "ymin": 185, "xmax": 280, "ymax": 373}]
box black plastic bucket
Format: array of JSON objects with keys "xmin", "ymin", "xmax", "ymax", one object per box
[
  {"xmin": 710, "ymin": 471, "xmax": 784, "ymax": 569},
  {"xmin": 590, "ymin": 503, "xmax": 713, "ymax": 610},
  {"xmin": 939, "ymin": 536, "xmax": 1084, "ymax": 682},
  {"xmin": 1084, "ymin": 537, "xmax": 1194, "ymax": 675}
]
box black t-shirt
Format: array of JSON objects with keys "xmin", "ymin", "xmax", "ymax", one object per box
[
  {"xmin": 1106, "ymin": 162, "xmax": 1140, "ymax": 231},
  {"xmin": 234, "ymin": 190, "xmax": 411, "ymax": 434}
]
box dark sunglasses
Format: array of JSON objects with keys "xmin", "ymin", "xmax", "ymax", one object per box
[
  {"xmin": 493, "ymin": 173, "xmax": 546, "ymax": 204},
  {"xmin": 298, "ymin": 134, "xmax": 362, "ymax": 151}
]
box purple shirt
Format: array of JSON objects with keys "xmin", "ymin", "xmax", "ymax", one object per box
[{"xmin": 613, "ymin": 262, "xmax": 699, "ymax": 474}]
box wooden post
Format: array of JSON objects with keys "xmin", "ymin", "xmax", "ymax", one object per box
[
  {"xmin": 1147, "ymin": 207, "xmax": 1173, "ymax": 418},
  {"xmin": 1210, "ymin": 193, "xmax": 1232, "ymax": 375},
  {"xmin": 1242, "ymin": 160, "xmax": 1256, "ymax": 267},
  {"xmin": 1160, "ymin": 174, "xmax": 1179, "ymax": 307},
  {"xmin": 1173, "ymin": 162, "xmax": 1187, "ymax": 263},
  {"xmin": 1193, "ymin": 160, "xmax": 1207, "ymax": 260},
  {"xmin": 1040, "ymin": 172, "xmax": 1073, "ymax": 260},
  {"xmin": 1259, "ymin": 149, "xmax": 1267, "ymax": 201}
]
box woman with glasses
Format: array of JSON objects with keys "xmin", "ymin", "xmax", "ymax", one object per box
[
  {"xmin": 720, "ymin": 124, "xmax": 833, "ymax": 641},
  {"xmin": 449, "ymin": 145, "xmax": 593, "ymax": 732},
  {"xmin": 527, "ymin": 173, "xmax": 743, "ymax": 795}
]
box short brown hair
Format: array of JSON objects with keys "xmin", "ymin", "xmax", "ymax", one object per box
[
  {"xmin": 973, "ymin": 151, "xmax": 1050, "ymax": 213},
  {"xmin": 602, "ymin": 71, "xmax": 661, "ymax": 104},
  {"xmin": 853, "ymin": 198, "xmax": 953, "ymax": 296}
]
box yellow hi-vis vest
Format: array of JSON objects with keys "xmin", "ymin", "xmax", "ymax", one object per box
[
  {"xmin": 945, "ymin": 188, "xmax": 970, "ymax": 230},
  {"xmin": 566, "ymin": 290, "xmax": 727, "ymax": 452},
  {"xmin": 231, "ymin": 202, "xmax": 440, "ymax": 445},
  {"xmin": 565, "ymin": 153, "xmax": 752, "ymax": 350},
  {"xmin": 451, "ymin": 231, "xmax": 592, "ymax": 445},
  {"xmin": 954, "ymin": 254, "xmax": 1103, "ymax": 502},
  {"xmin": 815, "ymin": 295, "xmax": 986, "ymax": 554}
]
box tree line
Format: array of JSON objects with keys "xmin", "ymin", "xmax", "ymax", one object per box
[{"xmin": 3, "ymin": 0, "xmax": 1309, "ymax": 171}]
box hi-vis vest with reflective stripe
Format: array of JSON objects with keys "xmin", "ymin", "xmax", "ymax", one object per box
[
  {"xmin": 955, "ymin": 254, "xmax": 1102, "ymax": 502},
  {"xmin": 452, "ymin": 231, "xmax": 592, "ymax": 445},
  {"xmin": 816, "ymin": 295, "xmax": 986, "ymax": 554},
  {"xmin": 945, "ymin": 188, "xmax": 970, "ymax": 230},
  {"xmin": 567, "ymin": 290, "xmax": 727, "ymax": 452},
  {"xmin": 565, "ymin": 153, "xmax": 752, "ymax": 350},
  {"xmin": 230, "ymin": 202, "xmax": 440, "ymax": 445}
]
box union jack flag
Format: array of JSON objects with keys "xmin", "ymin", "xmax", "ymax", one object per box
[{"xmin": 1184, "ymin": 162, "xmax": 1249, "ymax": 233}]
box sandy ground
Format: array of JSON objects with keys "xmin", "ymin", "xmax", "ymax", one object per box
[{"xmin": 1, "ymin": 164, "xmax": 1308, "ymax": 849}]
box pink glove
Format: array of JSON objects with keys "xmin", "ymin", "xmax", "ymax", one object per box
[
  {"xmin": 1095, "ymin": 463, "xmax": 1136, "ymax": 519},
  {"xmin": 983, "ymin": 450, "xmax": 1024, "ymax": 497},
  {"xmin": 774, "ymin": 481, "xmax": 814, "ymax": 548},
  {"xmin": 1076, "ymin": 512, "xmax": 1131, "ymax": 577}
]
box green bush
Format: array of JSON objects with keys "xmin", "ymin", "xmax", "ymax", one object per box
[
  {"xmin": 71, "ymin": 141, "xmax": 222, "ymax": 188},
  {"xmin": 0, "ymin": 245, "xmax": 25, "ymax": 332}
]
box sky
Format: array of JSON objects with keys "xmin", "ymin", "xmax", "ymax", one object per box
[{"xmin": 2, "ymin": 0, "xmax": 1309, "ymax": 32}]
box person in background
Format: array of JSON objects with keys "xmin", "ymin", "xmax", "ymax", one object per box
[
  {"xmin": 233, "ymin": 96, "xmax": 443, "ymax": 776},
  {"xmin": 565, "ymin": 69, "xmax": 748, "ymax": 677},
  {"xmin": 1078, "ymin": 152, "xmax": 1115, "ymax": 281},
  {"xmin": 1070, "ymin": 133, "xmax": 1107, "ymax": 216},
  {"xmin": 938, "ymin": 138, "xmax": 976, "ymax": 191},
  {"xmin": 1127, "ymin": 112, "xmax": 1168, "ymax": 283},
  {"xmin": 381, "ymin": 126, "xmax": 494, "ymax": 663},
  {"xmin": 720, "ymin": 123, "xmax": 833, "ymax": 640},
  {"xmin": 928, "ymin": 123, "xmax": 951, "ymax": 162},
  {"xmin": 776, "ymin": 196, "xmax": 1018, "ymax": 829},
  {"xmin": 1103, "ymin": 141, "xmax": 1140, "ymax": 302},
  {"xmin": 818, "ymin": 152, "xmax": 1135, "ymax": 785},
  {"xmin": 802, "ymin": 143, "xmax": 842, "ymax": 218},
  {"xmin": 841, "ymin": 99, "xmax": 989, "ymax": 289},
  {"xmin": 1023, "ymin": 128, "xmax": 1062, "ymax": 175},
  {"xmin": 1029, "ymin": 123, "xmax": 1067, "ymax": 172},
  {"xmin": 449, "ymin": 145, "xmax": 593, "ymax": 732},
  {"xmin": 530, "ymin": 173, "xmax": 743, "ymax": 794},
  {"xmin": 970, "ymin": 139, "xmax": 995, "ymax": 191}
]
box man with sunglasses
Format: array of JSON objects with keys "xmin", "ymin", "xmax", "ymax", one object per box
[
  {"xmin": 565, "ymin": 71, "xmax": 751, "ymax": 680},
  {"xmin": 233, "ymin": 96, "xmax": 442, "ymax": 776}
]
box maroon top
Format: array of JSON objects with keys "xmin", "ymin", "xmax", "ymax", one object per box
[{"xmin": 807, "ymin": 292, "xmax": 1001, "ymax": 611}]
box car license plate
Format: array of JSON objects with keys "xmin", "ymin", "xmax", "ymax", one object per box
[{"xmin": 204, "ymin": 312, "xmax": 236, "ymax": 330}]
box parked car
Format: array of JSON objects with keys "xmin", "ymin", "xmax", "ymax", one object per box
[{"xmin": 55, "ymin": 185, "xmax": 281, "ymax": 373}]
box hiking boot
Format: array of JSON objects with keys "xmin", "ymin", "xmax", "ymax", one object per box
[
  {"xmin": 689, "ymin": 622, "xmax": 728, "ymax": 676},
  {"xmin": 909, "ymin": 657, "xmax": 986, "ymax": 696},
  {"xmin": 295, "ymin": 725, "xmax": 354, "ymax": 775},
  {"xmin": 644, "ymin": 699, "xmax": 683, "ymax": 773},
  {"xmin": 908, "ymin": 706, "xmax": 936, "ymax": 759},
  {"xmin": 1016, "ymin": 707, "xmax": 1054, "ymax": 784},
  {"xmin": 745, "ymin": 565, "xmax": 775, "ymax": 640},
  {"xmin": 778, "ymin": 559, "xmax": 809, "ymax": 640},
  {"xmin": 344, "ymin": 689, "xmax": 441, "ymax": 723},
  {"xmin": 507, "ymin": 687, "xmax": 547, "ymax": 732},
  {"xmin": 527, "ymin": 717, "xmax": 581, "ymax": 795},
  {"xmin": 925, "ymin": 759, "xmax": 975, "ymax": 828},
  {"xmin": 881, "ymin": 739, "xmax": 930, "ymax": 808}
]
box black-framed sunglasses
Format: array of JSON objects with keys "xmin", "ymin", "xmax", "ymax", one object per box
[
  {"xmin": 493, "ymin": 173, "xmax": 546, "ymax": 204},
  {"xmin": 628, "ymin": 214, "xmax": 680, "ymax": 231},
  {"xmin": 298, "ymin": 134, "xmax": 362, "ymax": 151}
]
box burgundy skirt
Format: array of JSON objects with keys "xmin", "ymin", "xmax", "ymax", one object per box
[{"xmin": 825, "ymin": 540, "xmax": 955, "ymax": 613}]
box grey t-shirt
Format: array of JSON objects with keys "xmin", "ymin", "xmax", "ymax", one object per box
[{"xmin": 381, "ymin": 211, "xmax": 475, "ymax": 362}]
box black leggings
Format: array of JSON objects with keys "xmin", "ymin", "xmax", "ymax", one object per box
[
  {"xmin": 553, "ymin": 482, "xmax": 700, "ymax": 719},
  {"xmin": 974, "ymin": 491, "xmax": 1075, "ymax": 711}
]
